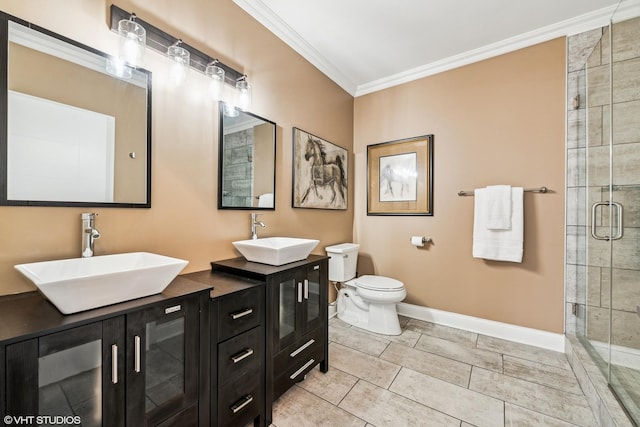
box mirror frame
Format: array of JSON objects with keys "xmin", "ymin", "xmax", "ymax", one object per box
[
  {"xmin": 218, "ymin": 103, "xmax": 276, "ymax": 210},
  {"xmin": 0, "ymin": 11, "xmax": 152, "ymax": 208}
]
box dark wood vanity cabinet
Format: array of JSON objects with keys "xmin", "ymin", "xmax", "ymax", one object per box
[
  {"xmin": 1, "ymin": 282, "xmax": 209, "ymax": 427},
  {"xmin": 210, "ymin": 284, "xmax": 266, "ymax": 427},
  {"xmin": 269, "ymin": 261, "xmax": 328, "ymax": 402},
  {"xmin": 211, "ymin": 255, "xmax": 329, "ymax": 425}
]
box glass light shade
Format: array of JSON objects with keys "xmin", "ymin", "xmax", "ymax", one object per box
[
  {"xmin": 105, "ymin": 57, "xmax": 133, "ymax": 79},
  {"xmin": 206, "ymin": 64, "xmax": 225, "ymax": 101},
  {"xmin": 168, "ymin": 44, "xmax": 190, "ymax": 85},
  {"xmin": 223, "ymin": 101, "xmax": 239, "ymax": 117},
  {"xmin": 118, "ymin": 18, "xmax": 146, "ymax": 66},
  {"xmin": 236, "ymin": 79, "xmax": 252, "ymax": 111}
]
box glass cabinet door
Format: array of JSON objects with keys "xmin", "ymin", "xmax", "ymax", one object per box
[
  {"xmin": 126, "ymin": 297, "xmax": 199, "ymax": 426},
  {"xmin": 5, "ymin": 319, "xmax": 124, "ymax": 427},
  {"xmin": 303, "ymin": 264, "xmax": 322, "ymax": 333},
  {"xmin": 276, "ymin": 272, "xmax": 299, "ymax": 349}
]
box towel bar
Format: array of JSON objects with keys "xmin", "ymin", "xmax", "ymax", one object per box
[{"xmin": 457, "ymin": 186, "xmax": 548, "ymax": 196}]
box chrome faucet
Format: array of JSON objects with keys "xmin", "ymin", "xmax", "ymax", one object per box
[
  {"xmin": 251, "ymin": 213, "xmax": 266, "ymax": 240},
  {"xmin": 81, "ymin": 213, "xmax": 101, "ymax": 257}
]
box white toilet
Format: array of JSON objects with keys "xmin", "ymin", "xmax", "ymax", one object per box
[{"xmin": 326, "ymin": 243, "xmax": 406, "ymax": 335}]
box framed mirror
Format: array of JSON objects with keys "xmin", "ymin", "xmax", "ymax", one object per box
[
  {"xmin": 0, "ymin": 12, "xmax": 152, "ymax": 207},
  {"xmin": 218, "ymin": 102, "xmax": 276, "ymax": 210}
]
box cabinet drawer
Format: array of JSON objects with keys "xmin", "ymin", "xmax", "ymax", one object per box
[
  {"xmin": 218, "ymin": 326, "xmax": 262, "ymax": 386},
  {"xmin": 274, "ymin": 327, "xmax": 324, "ymax": 375},
  {"xmin": 218, "ymin": 368, "xmax": 262, "ymax": 427},
  {"xmin": 273, "ymin": 345, "xmax": 323, "ymax": 401},
  {"xmin": 217, "ymin": 286, "xmax": 264, "ymax": 341}
]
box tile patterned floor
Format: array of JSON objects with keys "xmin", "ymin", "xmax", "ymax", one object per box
[{"xmin": 270, "ymin": 317, "xmax": 598, "ymax": 427}]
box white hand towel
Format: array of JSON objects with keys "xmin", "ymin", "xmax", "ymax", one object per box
[
  {"xmin": 485, "ymin": 185, "xmax": 512, "ymax": 230},
  {"xmin": 473, "ymin": 187, "xmax": 524, "ymax": 263},
  {"xmin": 257, "ymin": 193, "xmax": 273, "ymax": 207}
]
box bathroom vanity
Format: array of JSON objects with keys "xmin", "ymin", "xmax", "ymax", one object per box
[
  {"xmin": 211, "ymin": 255, "xmax": 329, "ymax": 426},
  {"xmin": 0, "ymin": 277, "xmax": 211, "ymax": 426},
  {"xmin": 0, "ymin": 256, "xmax": 328, "ymax": 426}
]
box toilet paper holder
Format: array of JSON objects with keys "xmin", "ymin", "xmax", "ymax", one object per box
[{"xmin": 410, "ymin": 236, "xmax": 433, "ymax": 245}]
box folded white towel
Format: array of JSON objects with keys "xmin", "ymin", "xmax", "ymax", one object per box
[
  {"xmin": 473, "ymin": 187, "xmax": 524, "ymax": 263},
  {"xmin": 485, "ymin": 185, "xmax": 512, "ymax": 230},
  {"xmin": 257, "ymin": 193, "xmax": 273, "ymax": 207}
]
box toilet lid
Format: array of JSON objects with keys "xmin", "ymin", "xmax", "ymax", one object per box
[{"xmin": 351, "ymin": 275, "xmax": 404, "ymax": 291}]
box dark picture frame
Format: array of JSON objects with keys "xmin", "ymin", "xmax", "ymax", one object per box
[
  {"xmin": 367, "ymin": 135, "xmax": 434, "ymax": 215},
  {"xmin": 292, "ymin": 127, "xmax": 348, "ymax": 210}
]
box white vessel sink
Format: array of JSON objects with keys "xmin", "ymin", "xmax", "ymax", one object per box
[
  {"xmin": 232, "ymin": 237, "xmax": 319, "ymax": 266},
  {"xmin": 15, "ymin": 252, "xmax": 188, "ymax": 314}
]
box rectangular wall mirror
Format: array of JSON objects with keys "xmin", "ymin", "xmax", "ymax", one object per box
[
  {"xmin": 218, "ymin": 103, "xmax": 276, "ymax": 209},
  {"xmin": 0, "ymin": 12, "xmax": 152, "ymax": 207}
]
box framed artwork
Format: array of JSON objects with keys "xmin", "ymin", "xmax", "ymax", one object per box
[
  {"xmin": 367, "ymin": 135, "xmax": 434, "ymax": 215},
  {"xmin": 292, "ymin": 127, "xmax": 348, "ymax": 210}
]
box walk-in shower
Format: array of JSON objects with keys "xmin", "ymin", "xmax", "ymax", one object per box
[{"xmin": 566, "ymin": 0, "xmax": 640, "ymax": 424}]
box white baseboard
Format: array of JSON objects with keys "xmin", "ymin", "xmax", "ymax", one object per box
[
  {"xmin": 328, "ymin": 302, "xmax": 337, "ymax": 319},
  {"xmin": 397, "ymin": 302, "xmax": 566, "ymax": 353}
]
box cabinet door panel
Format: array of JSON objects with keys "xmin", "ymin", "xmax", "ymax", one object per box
[
  {"xmin": 274, "ymin": 271, "xmax": 299, "ymax": 350},
  {"xmin": 127, "ymin": 296, "xmax": 199, "ymax": 426},
  {"xmin": 103, "ymin": 316, "xmax": 126, "ymax": 427},
  {"xmin": 6, "ymin": 320, "xmax": 124, "ymax": 426},
  {"xmin": 6, "ymin": 339, "xmax": 38, "ymax": 416},
  {"xmin": 303, "ymin": 264, "xmax": 324, "ymax": 334}
]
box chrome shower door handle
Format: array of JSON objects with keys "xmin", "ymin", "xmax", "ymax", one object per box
[
  {"xmin": 612, "ymin": 202, "xmax": 623, "ymax": 240},
  {"xmin": 591, "ymin": 201, "xmax": 623, "ymax": 241}
]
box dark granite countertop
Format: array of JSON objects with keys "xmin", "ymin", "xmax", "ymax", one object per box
[
  {"xmin": 211, "ymin": 255, "xmax": 329, "ymax": 279},
  {"xmin": 0, "ymin": 268, "xmax": 265, "ymax": 345}
]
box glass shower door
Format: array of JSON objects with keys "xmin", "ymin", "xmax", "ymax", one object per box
[{"xmin": 606, "ymin": 10, "xmax": 640, "ymax": 423}]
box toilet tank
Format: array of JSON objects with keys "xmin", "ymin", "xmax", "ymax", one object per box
[{"xmin": 325, "ymin": 243, "xmax": 360, "ymax": 282}]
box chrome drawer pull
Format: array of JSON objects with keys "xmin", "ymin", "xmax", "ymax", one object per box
[
  {"xmin": 230, "ymin": 395, "xmax": 254, "ymax": 414},
  {"xmin": 290, "ymin": 339, "xmax": 315, "ymax": 357},
  {"xmin": 111, "ymin": 344, "xmax": 118, "ymax": 384},
  {"xmin": 304, "ymin": 279, "xmax": 309, "ymax": 300},
  {"xmin": 231, "ymin": 348, "xmax": 254, "ymax": 364},
  {"xmin": 290, "ymin": 359, "xmax": 315, "ymax": 380},
  {"xmin": 230, "ymin": 308, "xmax": 253, "ymax": 320}
]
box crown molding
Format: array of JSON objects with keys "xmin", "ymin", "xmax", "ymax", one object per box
[
  {"xmin": 233, "ymin": 0, "xmax": 358, "ymax": 95},
  {"xmin": 234, "ymin": 0, "xmax": 638, "ymax": 97},
  {"xmin": 356, "ymin": 3, "xmax": 624, "ymax": 96}
]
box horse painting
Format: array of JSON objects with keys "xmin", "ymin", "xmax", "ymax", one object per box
[
  {"xmin": 379, "ymin": 153, "xmax": 417, "ymax": 202},
  {"xmin": 294, "ymin": 131, "xmax": 347, "ymax": 209}
]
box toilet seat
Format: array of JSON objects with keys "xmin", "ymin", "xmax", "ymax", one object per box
[{"xmin": 349, "ymin": 275, "xmax": 404, "ymax": 292}]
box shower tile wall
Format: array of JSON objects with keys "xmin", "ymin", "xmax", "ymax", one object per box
[
  {"xmin": 565, "ymin": 17, "xmax": 640, "ymax": 350},
  {"xmin": 222, "ymin": 129, "xmax": 255, "ymax": 207}
]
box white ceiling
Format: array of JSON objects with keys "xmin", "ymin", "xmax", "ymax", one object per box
[{"xmin": 233, "ymin": 0, "xmax": 632, "ymax": 96}]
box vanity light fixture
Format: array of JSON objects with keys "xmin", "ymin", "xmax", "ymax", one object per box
[
  {"xmin": 223, "ymin": 101, "xmax": 240, "ymax": 117},
  {"xmin": 110, "ymin": 6, "xmax": 252, "ymax": 107},
  {"xmin": 206, "ymin": 60, "xmax": 225, "ymax": 100},
  {"xmin": 117, "ymin": 13, "xmax": 146, "ymax": 67},
  {"xmin": 167, "ymin": 40, "xmax": 190, "ymax": 85},
  {"xmin": 236, "ymin": 75, "xmax": 252, "ymax": 111}
]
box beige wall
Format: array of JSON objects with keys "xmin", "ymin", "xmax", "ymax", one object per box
[
  {"xmin": 0, "ymin": 0, "xmax": 354, "ymax": 295},
  {"xmin": 353, "ymin": 38, "xmax": 567, "ymax": 333},
  {"xmin": 1, "ymin": 1, "xmax": 567, "ymax": 334}
]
